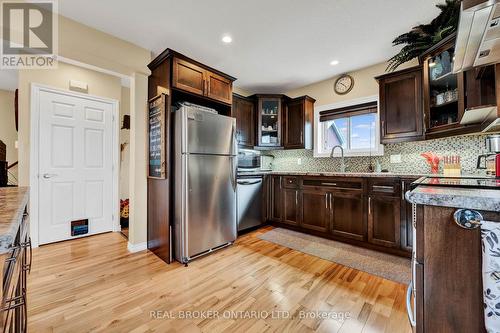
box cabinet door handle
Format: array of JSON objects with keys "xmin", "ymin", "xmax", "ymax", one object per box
[
  {"xmin": 372, "ymin": 185, "xmax": 394, "ymax": 191},
  {"xmin": 325, "ymin": 193, "xmax": 328, "ymax": 210},
  {"xmin": 368, "ymin": 196, "xmax": 371, "ymax": 216},
  {"xmin": 402, "ymin": 182, "xmax": 405, "ymax": 201}
]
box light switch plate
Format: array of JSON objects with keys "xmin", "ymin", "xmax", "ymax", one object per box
[
  {"xmin": 390, "ymin": 154, "xmax": 402, "ymax": 164},
  {"xmin": 297, "ymin": 158, "xmax": 302, "ymax": 165}
]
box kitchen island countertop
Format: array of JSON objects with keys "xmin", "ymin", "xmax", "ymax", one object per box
[
  {"xmin": 406, "ymin": 185, "xmax": 500, "ymax": 212},
  {"xmin": 0, "ymin": 187, "xmax": 29, "ymax": 253}
]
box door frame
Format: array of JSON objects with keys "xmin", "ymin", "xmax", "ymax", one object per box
[{"xmin": 29, "ymin": 83, "xmax": 120, "ymax": 247}]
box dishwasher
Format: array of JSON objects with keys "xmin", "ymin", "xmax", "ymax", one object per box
[{"xmin": 237, "ymin": 175, "xmax": 264, "ymax": 232}]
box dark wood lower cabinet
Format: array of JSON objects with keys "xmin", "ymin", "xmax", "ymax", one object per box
[
  {"xmin": 368, "ymin": 195, "xmax": 401, "ymax": 248},
  {"xmin": 331, "ymin": 191, "xmax": 366, "ymax": 241},
  {"xmin": 269, "ymin": 176, "xmax": 282, "ymax": 222},
  {"xmin": 414, "ymin": 206, "xmax": 500, "ymax": 332},
  {"xmin": 282, "ymin": 188, "xmax": 300, "ymax": 226},
  {"xmin": 301, "ymin": 189, "xmax": 330, "ymax": 233},
  {"xmin": 401, "ymin": 178, "xmax": 416, "ymax": 252},
  {"xmin": 267, "ymin": 175, "xmax": 413, "ymax": 257}
]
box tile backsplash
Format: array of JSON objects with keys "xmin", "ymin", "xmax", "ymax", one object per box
[{"xmin": 266, "ymin": 134, "xmax": 491, "ymax": 175}]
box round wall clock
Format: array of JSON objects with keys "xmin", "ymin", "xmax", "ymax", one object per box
[{"xmin": 334, "ymin": 74, "xmax": 354, "ymax": 95}]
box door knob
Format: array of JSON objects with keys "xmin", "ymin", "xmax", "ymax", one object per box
[{"xmin": 42, "ymin": 173, "xmax": 58, "ymax": 179}]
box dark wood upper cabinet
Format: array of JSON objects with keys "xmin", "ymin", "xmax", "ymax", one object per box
[
  {"xmin": 206, "ymin": 71, "xmax": 233, "ymax": 104},
  {"xmin": 301, "ymin": 188, "xmax": 330, "ymax": 233},
  {"xmin": 172, "ymin": 57, "xmax": 206, "ymax": 96},
  {"xmin": 253, "ymin": 94, "xmax": 285, "ymax": 148},
  {"xmin": 376, "ymin": 66, "xmax": 424, "ymax": 144},
  {"xmin": 283, "ymin": 96, "xmax": 315, "ymax": 149},
  {"xmin": 153, "ymin": 49, "xmax": 235, "ymax": 106},
  {"xmin": 421, "ymin": 35, "xmax": 465, "ymax": 138},
  {"xmin": 464, "ymin": 65, "xmax": 497, "ymax": 115},
  {"xmin": 232, "ymin": 94, "xmax": 255, "ymax": 149},
  {"xmin": 331, "ymin": 191, "xmax": 366, "ymax": 241},
  {"xmin": 419, "ymin": 34, "xmax": 489, "ymax": 139}
]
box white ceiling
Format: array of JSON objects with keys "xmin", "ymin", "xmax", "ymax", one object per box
[{"xmin": 59, "ymin": 0, "xmax": 440, "ymax": 93}]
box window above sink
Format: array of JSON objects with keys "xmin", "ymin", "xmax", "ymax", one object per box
[{"xmin": 314, "ymin": 96, "xmax": 384, "ymax": 158}]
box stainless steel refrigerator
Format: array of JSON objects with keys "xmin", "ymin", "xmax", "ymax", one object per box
[{"xmin": 173, "ymin": 104, "xmax": 237, "ymax": 264}]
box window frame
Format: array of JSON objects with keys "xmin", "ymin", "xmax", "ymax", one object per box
[{"xmin": 313, "ymin": 95, "xmax": 384, "ymax": 158}]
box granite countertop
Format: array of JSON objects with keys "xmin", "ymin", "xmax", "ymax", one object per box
[
  {"xmin": 238, "ymin": 170, "xmax": 488, "ymax": 179},
  {"xmin": 266, "ymin": 171, "xmax": 426, "ymax": 178},
  {"xmin": 0, "ymin": 187, "xmax": 29, "ymax": 253},
  {"xmin": 237, "ymin": 170, "xmax": 426, "ymax": 178},
  {"xmin": 406, "ymin": 186, "xmax": 500, "ymax": 212}
]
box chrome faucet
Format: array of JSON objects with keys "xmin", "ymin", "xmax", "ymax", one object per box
[{"xmin": 330, "ymin": 145, "xmax": 346, "ymax": 172}]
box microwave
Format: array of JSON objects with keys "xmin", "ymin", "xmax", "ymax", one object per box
[{"xmin": 237, "ymin": 150, "xmax": 274, "ymax": 171}]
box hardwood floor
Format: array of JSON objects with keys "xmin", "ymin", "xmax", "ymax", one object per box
[{"xmin": 28, "ymin": 227, "xmax": 411, "ymax": 333}]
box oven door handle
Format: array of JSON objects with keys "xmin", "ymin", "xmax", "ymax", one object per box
[{"xmin": 406, "ymin": 281, "xmax": 416, "ymax": 327}]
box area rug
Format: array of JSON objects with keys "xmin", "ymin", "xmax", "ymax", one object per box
[{"xmin": 258, "ymin": 228, "xmax": 410, "ymax": 284}]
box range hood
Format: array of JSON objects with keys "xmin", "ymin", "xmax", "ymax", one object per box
[
  {"xmin": 460, "ymin": 104, "xmax": 500, "ymax": 132},
  {"xmin": 454, "ymin": 0, "xmax": 500, "ymax": 73}
]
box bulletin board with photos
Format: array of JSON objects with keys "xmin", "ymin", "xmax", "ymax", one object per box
[{"xmin": 148, "ymin": 94, "xmax": 167, "ymax": 179}]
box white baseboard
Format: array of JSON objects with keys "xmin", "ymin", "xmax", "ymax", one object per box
[{"xmin": 127, "ymin": 241, "xmax": 147, "ymax": 253}]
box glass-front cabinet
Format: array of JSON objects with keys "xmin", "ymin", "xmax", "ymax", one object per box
[
  {"xmin": 427, "ymin": 45, "xmax": 459, "ymax": 127},
  {"xmin": 256, "ymin": 95, "xmax": 283, "ymax": 147},
  {"xmin": 422, "ymin": 35, "xmax": 464, "ymax": 137},
  {"xmin": 421, "ymin": 33, "xmax": 497, "ymax": 139}
]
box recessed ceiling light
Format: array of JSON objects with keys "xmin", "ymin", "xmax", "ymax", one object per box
[
  {"xmin": 222, "ymin": 35, "xmax": 232, "ymax": 44},
  {"xmin": 330, "ymin": 60, "xmax": 339, "ymax": 66}
]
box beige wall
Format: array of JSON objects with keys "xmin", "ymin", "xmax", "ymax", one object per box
[
  {"xmin": 128, "ymin": 73, "xmax": 148, "ymax": 246},
  {"xmin": 286, "ymin": 60, "xmax": 418, "ymax": 106},
  {"xmin": 14, "ymin": 11, "xmax": 151, "ymax": 247},
  {"xmin": 58, "ymin": 15, "xmax": 151, "ymax": 76},
  {"xmin": 233, "ymin": 86, "xmax": 251, "ymax": 97},
  {"xmin": 0, "ymin": 90, "xmax": 16, "ymax": 163}
]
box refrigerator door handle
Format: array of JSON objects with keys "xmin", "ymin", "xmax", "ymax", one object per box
[
  {"xmin": 231, "ymin": 121, "xmax": 238, "ymax": 156},
  {"xmin": 230, "ymin": 156, "xmax": 237, "ymax": 191}
]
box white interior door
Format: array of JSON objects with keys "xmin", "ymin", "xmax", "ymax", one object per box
[{"xmin": 38, "ymin": 89, "xmax": 114, "ymax": 245}]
